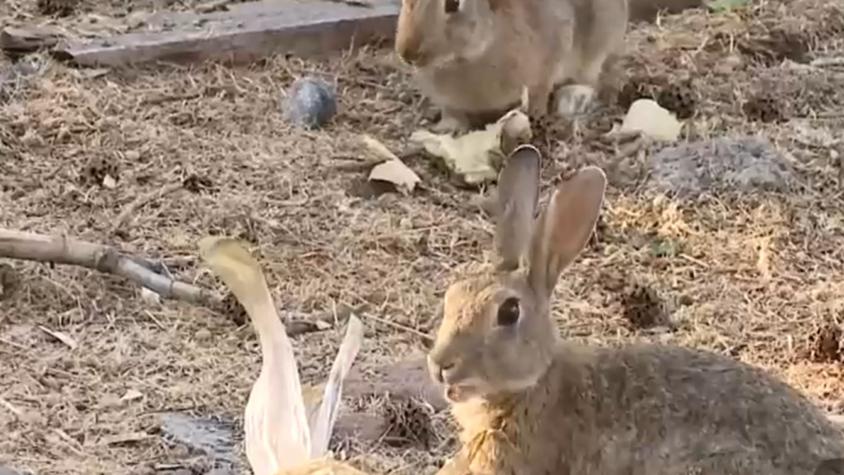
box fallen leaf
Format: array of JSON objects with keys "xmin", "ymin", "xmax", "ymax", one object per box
[
  {"xmin": 102, "ymin": 174, "xmax": 117, "ymax": 189},
  {"xmin": 410, "ymin": 109, "xmax": 532, "ymax": 186},
  {"xmin": 360, "ymin": 134, "xmax": 398, "ymax": 163},
  {"xmin": 368, "ymin": 159, "xmax": 420, "ymax": 195},
  {"xmin": 361, "ymin": 135, "xmax": 421, "ymax": 195},
  {"xmin": 140, "ymin": 287, "xmax": 162, "ymax": 305},
  {"xmin": 620, "ymin": 99, "xmax": 683, "ymax": 142},
  {"xmin": 37, "ymin": 325, "xmax": 77, "ymax": 350},
  {"xmin": 121, "ymin": 390, "xmax": 143, "ymax": 402}
]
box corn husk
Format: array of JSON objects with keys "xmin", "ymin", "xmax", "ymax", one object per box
[{"xmin": 199, "ymin": 237, "xmax": 365, "ymax": 475}]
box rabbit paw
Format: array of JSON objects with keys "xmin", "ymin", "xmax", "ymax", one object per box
[
  {"xmin": 432, "ymin": 112, "xmax": 470, "ymax": 134},
  {"xmin": 555, "ymin": 85, "xmax": 598, "ymax": 119}
]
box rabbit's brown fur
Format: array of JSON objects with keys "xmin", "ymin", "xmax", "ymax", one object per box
[
  {"xmin": 395, "ymin": 0, "xmax": 628, "ymax": 132},
  {"xmin": 429, "ymin": 145, "xmax": 844, "ymax": 475}
]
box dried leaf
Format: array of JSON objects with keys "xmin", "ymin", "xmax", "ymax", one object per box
[
  {"xmin": 37, "ymin": 325, "xmax": 78, "ymax": 350},
  {"xmin": 360, "ymin": 134, "xmax": 398, "ymax": 163},
  {"xmin": 411, "ymin": 109, "xmax": 532, "ymax": 186},
  {"xmin": 369, "ymin": 159, "xmax": 421, "ymax": 195},
  {"xmin": 361, "ymin": 135, "xmax": 421, "ymax": 194},
  {"xmin": 102, "ymin": 174, "xmax": 118, "ymax": 189},
  {"xmin": 140, "ymin": 287, "xmax": 161, "ymax": 304},
  {"xmin": 620, "ymin": 99, "xmax": 683, "ymax": 142},
  {"xmin": 310, "ymin": 314, "xmax": 364, "ymax": 455},
  {"xmin": 121, "ymin": 389, "xmax": 143, "ymax": 402}
]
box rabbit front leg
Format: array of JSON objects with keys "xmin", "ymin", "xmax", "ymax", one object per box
[
  {"xmin": 525, "ymin": 80, "xmax": 553, "ymax": 122},
  {"xmin": 432, "ymin": 108, "xmax": 472, "ymax": 134}
]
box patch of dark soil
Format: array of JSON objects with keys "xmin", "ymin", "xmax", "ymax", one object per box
[
  {"xmin": 382, "ymin": 397, "xmax": 435, "ymax": 449},
  {"xmin": 808, "ymin": 322, "xmax": 843, "ymax": 364},
  {"xmin": 742, "ymin": 93, "xmax": 786, "ymax": 123},
  {"xmin": 36, "ymin": 0, "xmax": 80, "ymax": 17},
  {"xmin": 621, "ymin": 284, "xmax": 670, "ymax": 330},
  {"xmin": 738, "ymin": 28, "xmax": 811, "ymax": 66}
]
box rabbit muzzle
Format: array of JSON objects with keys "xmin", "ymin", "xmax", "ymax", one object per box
[
  {"xmin": 427, "ymin": 352, "xmax": 451, "ymax": 384},
  {"xmin": 427, "ymin": 353, "xmax": 481, "ymax": 402},
  {"xmin": 396, "ymin": 45, "xmax": 431, "ymax": 67}
]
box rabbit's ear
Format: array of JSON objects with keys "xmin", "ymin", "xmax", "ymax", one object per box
[
  {"xmin": 527, "ymin": 166, "xmax": 606, "ymax": 297},
  {"xmin": 493, "ymin": 145, "xmax": 541, "ymax": 271}
]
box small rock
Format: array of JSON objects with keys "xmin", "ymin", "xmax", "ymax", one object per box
[
  {"xmin": 648, "ymin": 135, "xmax": 794, "ymax": 198},
  {"xmin": 195, "ymin": 328, "xmax": 212, "ymax": 342},
  {"xmin": 0, "ymin": 465, "xmax": 22, "ymax": 475},
  {"xmin": 621, "ymin": 99, "xmax": 683, "ymax": 141},
  {"xmin": 282, "ymin": 77, "xmax": 337, "ymax": 129}
]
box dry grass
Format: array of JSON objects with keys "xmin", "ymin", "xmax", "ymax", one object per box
[{"xmin": 1, "ymin": 0, "xmax": 844, "ymax": 473}]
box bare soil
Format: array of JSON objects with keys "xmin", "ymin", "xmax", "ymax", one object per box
[{"xmin": 1, "ymin": 0, "xmax": 844, "ymax": 473}]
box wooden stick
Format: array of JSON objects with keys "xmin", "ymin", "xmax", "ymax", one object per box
[{"xmin": 0, "ymin": 229, "xmax": 221, "ymax": 306}]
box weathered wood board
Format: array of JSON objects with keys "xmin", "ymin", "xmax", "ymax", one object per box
[{"xmin": 5, "ymin": 0, "xmax": 401, "ymax": 67}]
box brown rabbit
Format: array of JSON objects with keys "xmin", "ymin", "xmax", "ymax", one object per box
[
  {"xmin": 427, "ymin": 145, "xmax": 844, "ymax": 474},
  {"xmin": 394, "ymin": 0, "xmax": 628, "ymax": 132}
]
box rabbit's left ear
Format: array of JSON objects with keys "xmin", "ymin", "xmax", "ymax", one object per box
[
  {"xmin": 493, "ymin": 145, "xmax": 541, "ymax": 271},
  {"xmin": 527, "ymin": 167, "xmax": 606, "ymax": 298}
]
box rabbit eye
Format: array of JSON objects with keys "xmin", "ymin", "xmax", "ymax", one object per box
[
  {"xmin": 444, "ymin": 0, "xmax": 459, "ymax": 13},
  {"xmin": 497, "ymin": 297, "xmax": 520, "ymax": 326}
]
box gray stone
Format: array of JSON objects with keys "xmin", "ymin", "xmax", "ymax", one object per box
[
  {"xmin": 159, "ymin": 412, "xmax": 238, "ymax": 466},
  {"xmin": 282, "ymin": 77, "xmax": 337, "ymax": 129},
  {"xmin": 647, "ymin": 136, "xmax": 794, "ymax": 198},
  {"xmin": 0, "ymin": 466, "xmax": 22, "ymax": 475}
]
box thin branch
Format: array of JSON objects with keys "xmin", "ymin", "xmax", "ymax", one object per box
[
  {"xmin": 0, "ymin": 229, "xmax": 221, "ymax": 307},
  {"xmin": 110, "ymin": 182, "xmax": 183, "ymax": 235}
]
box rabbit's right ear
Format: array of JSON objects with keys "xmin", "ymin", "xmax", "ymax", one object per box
[
  {"xmin": 493, "ymin": 145, "xmax": 541, "ymax": 271},
  {"xmin": 527, "ymin": 166, "xmax": 606, "ymax": 298}
]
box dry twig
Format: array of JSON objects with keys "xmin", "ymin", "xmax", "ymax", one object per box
[
  {"xmin": 110, "ymin": 182, "xmax": 184, "ymax": 235},
  {"xmin": 0, "ymin": 229, "xmax": 220, "ymax": 306}
]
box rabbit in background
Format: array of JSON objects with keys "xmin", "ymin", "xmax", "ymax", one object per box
[
  {"xmin": 393, "ymin": 0, "xmax": 629, "ymax": 133},
  {"xmin": 426, "ymin": 144, "xmax": 844, "ymax": 475}
]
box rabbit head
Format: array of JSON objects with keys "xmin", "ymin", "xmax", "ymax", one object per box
[
  {"xmin": 394, "ymin": 0, "xmax": 498, "ymax": 68},
  {"xmin": 427, "ymin": 145, "xmax": 607, "ymax": 403}
]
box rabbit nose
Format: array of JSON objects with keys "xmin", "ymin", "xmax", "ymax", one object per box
[
  {"xmin": 427, "ymin": 354, "xmax": 455, "ymax": 384},
  {"xmin": 397, "ymin": 45, "xmax": 421, "ymax": 65},
  {"xmin": 395, "ymin": 33, "xmax": 425, "ymax": 66}
]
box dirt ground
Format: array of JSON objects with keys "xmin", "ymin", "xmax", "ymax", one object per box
[{"xmin": 2, "ymin": 0, "xmax": 844, "ymax": 473}]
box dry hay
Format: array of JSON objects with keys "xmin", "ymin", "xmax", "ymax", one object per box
[{"xmin": 1, "ymin": 0, "xmax": 844, "ymax": 473}]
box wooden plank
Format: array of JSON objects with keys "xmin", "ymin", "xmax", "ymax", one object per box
[
  {"xmin": 0, "ymin": 26, "xmax": 63, "ymax": 58},
  {"xmin": 52, "ymin": 0, "xmax": 401, "ymax": 67}
]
